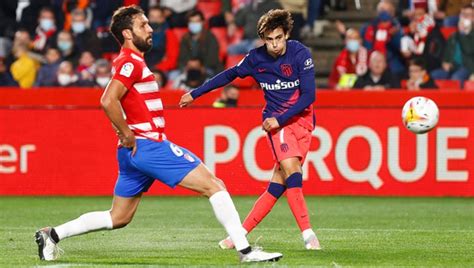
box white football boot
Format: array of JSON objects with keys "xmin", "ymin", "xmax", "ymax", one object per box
[
  {"xmin": 303, "ymin": 229, "xmax": 322, "ymax": 250},
  {"xmin": 239, "ymin": 248, "xmax": 283, "ymax": 263},
  {"xmin": 35, "ymin": 227, "xmax": 63, "ymax": 260}
]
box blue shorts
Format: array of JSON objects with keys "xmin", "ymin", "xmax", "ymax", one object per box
[{"xmin": 114, "ymin": 139, "xmax": 201, "ymax": 197}]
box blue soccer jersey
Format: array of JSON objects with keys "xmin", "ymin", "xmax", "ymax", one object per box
[{"xmin": 191, "ymin": 40, "xmax": 316, "ymax": 129}]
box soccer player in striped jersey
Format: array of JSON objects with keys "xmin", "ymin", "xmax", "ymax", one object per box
[
  {"xmin": 180, "ymin": 9, "xmax": 321, "ymax": 250},
  {"xmin": 34, "ymin": 6, "xmax": 281, "ymax": 263}
]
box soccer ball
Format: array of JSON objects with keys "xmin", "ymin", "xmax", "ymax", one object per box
[{"xmin": 401, "ymin": 96, "xmax": 439, "ymax": 134}]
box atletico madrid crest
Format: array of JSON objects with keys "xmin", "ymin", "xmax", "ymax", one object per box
[{"xmin": 280, "ymin": 64, "xmax": 293, "ymax": 77}]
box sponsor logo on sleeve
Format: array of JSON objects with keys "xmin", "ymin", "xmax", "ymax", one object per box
[
  {"xmin": 303, "ymin": 58, "xmax": 314, "ymax": 70},
  {"xmin": 120, "ymin": 62, "xmax": 134, "ymax": 77}
]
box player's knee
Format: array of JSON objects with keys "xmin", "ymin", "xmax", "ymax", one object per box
[
  {"xmin": 201, "ymin": 177, "xmax": 225, "ymax": 197},
  {"xmin": 213, "ymin": 177, "xmax": 226, "ymax": 189},
  {"xmin": 267, "ymin": 182, "xmax": 286, "ymax": 198},
  {"xmin": 286, "ymin": 172, "xmax": 303, "ymax": 188},
  {"xmin": 280, "ymin": 158, "xmax": 302, "ymax": 178}
]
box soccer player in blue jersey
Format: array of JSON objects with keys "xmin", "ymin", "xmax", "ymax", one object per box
[{"xmin": 180, "ymin": 9, "xmax": 321, "ymax": 250}]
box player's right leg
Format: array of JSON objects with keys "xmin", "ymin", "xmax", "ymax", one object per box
[
  {"xmin": 35, "ymin": 195, "xmax": 142, "ymax": 261},
  {"xmin": 178, "ymin": 163, "xmax": 282, "ymax": 263},
  {"xmin": 218, "ymin": 166, "xmax": 287, "ymax": 250}
]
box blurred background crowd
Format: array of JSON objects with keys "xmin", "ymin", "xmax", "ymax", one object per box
[{"xmin": 0, "ymin": 0, "xmax": 473, "ymax": 107}]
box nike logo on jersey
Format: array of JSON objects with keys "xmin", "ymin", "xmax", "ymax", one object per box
[{"xmin": 257, "ymin": 68, "xmax": 266, "ymax": 72}]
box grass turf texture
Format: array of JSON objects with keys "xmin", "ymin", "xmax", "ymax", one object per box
[{"xmin": 1, "ymin": 196, "xmax": 473, "ymax": 267}]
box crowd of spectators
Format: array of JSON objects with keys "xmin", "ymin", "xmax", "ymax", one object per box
[
  {"xmin": 0, "ymin": 0, "xmax": 473, "ymax": 102},
  {"xmin": 331, "ymin": 0, "xmax": 474, "ymax": 91}
]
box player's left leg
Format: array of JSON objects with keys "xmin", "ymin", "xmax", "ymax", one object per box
[
  {"xmin": 35, "ymin": 195, "xmax": 142, "ymax": 260},
  {"xmin": 280, "ymin": 159, "xmax": 321, "ymax": 250}
]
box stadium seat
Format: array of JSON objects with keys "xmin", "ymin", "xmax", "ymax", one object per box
[
  {"xmin": 226, "ymin": 54, "xmax": 257, "ymax": 88},
  {"xmin": 229, "ymin": 27, "xmax": 244, "ymax": 45},
  {"xmin": 196, "ymin": 1, "xmax": 222, "ymax": 21},
  {"xmin": 435, "ymin": 79, "xmax": 461, "ymax": 90},
  {"xmin": 171, "ymin": 27, "xmax": 188, "ymax": 42},
  {"xmin": 440, "ymin": 27, "xmax": 457, "ymax": 40},
  {"xmin": 464, "ymin": 80, "xmax": 474, "ymax": 91},
  {"xmin": 210, "ymin": 27, "xmax": 228, "ymax": 61}
]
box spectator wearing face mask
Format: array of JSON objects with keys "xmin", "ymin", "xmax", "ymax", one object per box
[
  {"xmin": 360, "ymin": 0, "xmax": 405, "ymax": 74},
  {"xmin": 405, "ymin": 57, "xmax": 437, "ymax": 90},
  {"xmin": 10, "ymin": 44, "xmax": 39, "ymax": 89},
  {"xmin": 431, "ymin": 4, "xmax": 474, "ymax": 87},
  {"xmin": 400, "ymin": 4, "xmax": 445, "ymax": 73},
  {"xmin": 146, "ymin": 6, "xmax": 179, "ymax": 72},
  {"xmin": 213, "ymin": 84, "xmax": 239, "ymax": 108},
  {"xmin": 56, "ymin": 31, "xmax": 80, "ymax": 66},
  {"xmin": 329, "ymin": 28, "xmax": 368, "ymax": 89},
  {"xmin": 176, "ymin": 10, "xmax": 222, "ymax": 78},
  {"xmin": 54, "ymin": 61, "xmax": 79, "ymax": 87},
  {"xmin": 35, "ymin": 47, "xmax": 62, "ymax": 87},
  {"xmin": 94, "ymin": 59, "xmax": 111, "ymax": 89},
  {"xmin": 54, "ymin": 60, "xmax": 93, "ymax": 87},
  {"xmin": 61, "ymin": 0, "xmax": 90, "ymax": 32},
  {"xmin": 173, "ymin": 57, "xmax": 209, "ymax": 91},
  {"xmin": 70, "ymin": 9, "xmax": 101, "ymax": 58},
  {"xmin": 32, "ymin": 7, "xmax": 58, "ymax": 53},
  {"xmin": 353, "ymin": 51, "xmax": 401, "ymax": 90}
]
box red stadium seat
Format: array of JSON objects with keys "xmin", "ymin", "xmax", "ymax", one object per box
[
  {"xmin": 226, "ymin": 54, "xmax": 257, "ymax": 88},
  {"xmin": 435, "ymin": 79, "xmax": 461, "ymax": 90},
  {"xmin": 196, "ymin": 1, "xmax": 222, "ymax": 21},
  {"xmin": 229, "ymin": 27, "xmax": 244, "ymax": 45},
  {"xmin": 440, "ymin": 27, "xmax": 457, "ymax": 40},
  {"xmin": 171, "ymin": 27, "xmax": 188, "ymax": 42},
  {"xmin": 210, "ymin": 27, "xmax": 228, "ymax": 61},
  {"xmin": 464, "ymin": 80, "xmax": 474, "ymax": 91}
]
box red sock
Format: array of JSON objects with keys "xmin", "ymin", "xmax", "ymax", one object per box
[
  {"xmin": 242, "ymin": 191, "xmax": 277, "ymax": 233},
  {"xmin": 287, "ymin": 187, "xmax": 311, "ymax": 232}
]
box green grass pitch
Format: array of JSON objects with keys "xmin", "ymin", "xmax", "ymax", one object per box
[{"xmin": 1, "ymin": 196, "xmax": 473, "ymax": 267}]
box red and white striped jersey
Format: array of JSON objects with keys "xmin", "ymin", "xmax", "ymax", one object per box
[{"xmin": 112, "ymin": 48, "xmax": 166, "ymax": 141}]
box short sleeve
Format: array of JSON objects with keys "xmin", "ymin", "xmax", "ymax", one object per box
[{"xmin": 112, "ymin": 61, "xmax": 141, "ymax": 90}]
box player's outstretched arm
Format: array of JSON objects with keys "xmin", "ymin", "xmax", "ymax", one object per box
[{"xmin": 101, "ymin": 79, "xmax": 137, "ymax": 155}]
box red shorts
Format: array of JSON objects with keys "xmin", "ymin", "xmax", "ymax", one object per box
[{"xmin": 266, "ymin": 120, "xmax": 312, "ymax": 164}]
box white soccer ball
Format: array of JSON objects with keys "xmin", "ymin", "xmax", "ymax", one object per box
[{"xmin": 401, "ymin": 96, "xmax": 439, "ymax": 134}]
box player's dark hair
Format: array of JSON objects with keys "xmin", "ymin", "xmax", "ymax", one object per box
[
  {"xmin": 257, "ymin": 9, "xmax": 294, "ymax": 39},
  {"xmin": 186, "ymin": 10, "xmax": 205, "ymax": 22},
  {"xmin": 110, "ymin": 5, "xmax": 145, "ymax": 45}
]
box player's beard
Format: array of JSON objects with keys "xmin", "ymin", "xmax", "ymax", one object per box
[{"xmin": 132, "ymin": 32, "xmax": 152, "ymax": 53}]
